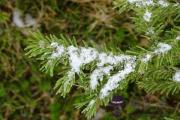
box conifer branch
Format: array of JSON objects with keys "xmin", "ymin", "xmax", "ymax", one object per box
[{"xmin": 25, "ymin": 0, "xmax": 180, "ymax": 119}]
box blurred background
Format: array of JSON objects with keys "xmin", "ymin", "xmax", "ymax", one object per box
[{"xmin": 0, "ymin": 0, "xmax": 179, "ymax": 120}]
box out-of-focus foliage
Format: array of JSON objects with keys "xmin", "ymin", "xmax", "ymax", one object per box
[{"xmin": 0, "ymin": 0, "xmax": 179, "ymax": 120}]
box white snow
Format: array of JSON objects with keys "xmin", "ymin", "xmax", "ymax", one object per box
[
  {"xmin": 51, "ymin": 45, "xmax": 65, "ymax": 58},
  {"xmin": 140, "ymin": 43, "xmax": 172, "ymax": 63},
  {"xmin": 12, "ymin": 9, "xmax": 36, "ymax": 28},
  {"xmin": 127, "ymin": 0, "xmax": 170, "ymax": 7},
  {"xmin": 141, "ymin": 54, "xmax": 152, "ymax": 63},
  {"xmin": 127, "ymin": 0, "xmax": 154, "ymax": 7},
  {"xmin": 12, "ymin": 10, "xmax": 25, "ymax": 28},
  {"xmin": 90, "ymin": 66, "xmax": 113, "ymax": 90},
  {"xmin": 145, "ymin": 0, "xmax": 154, "ymax": 6},
  {"xmin": 49, "ymin": 42, "xmax": 137, "ymax": 91},
  {"xmin": 67, "ymin": 46, "xmax": 82, "ymax": 73},
  {"xmin": 158, "ymin": 0, "xmax": 169, "ymax": 7},
  {"xmin": 143, "ymin": 10, "xmax": 152, "ymax": 22},
  {"xmin": 97, "ymin": 53, "xmax": 126, "ymax": 67},
  {"xmin": 48, "ymin": 41, "xmax": 173, "ymax": 97},
  {"xmin": 127, "ymin": 0, "xmax": 138, "ymax": 3},
  {"xmin": 87, "ymin": 51, "xmax": 135, "ymax": 90},
  {"xmin": 50, "ymin": 42, "xmax": 99, "ymax": 73},
  {"xmin": 50, "ymin": 42, "xmax": 65, "ymax": 59},
  {"xmin": 173, "ymin": 71, "xmax": 180, "ymax": 82},
  {"xmin": 153, "ymin": 42, "xmax": 172, "ymax": 55},
  {"xmin": 176, "ymin": 36, "xmax": 180, "ymax": 41},
  {"xmin": 100, "ymin": 59, "xmax": 136, "ymax": 99},
  {"xmin": 67, "ymin": 46, "xmax": 98, "ymax": 73},
  {"xmin": 97, "ymin": 53, "xmax": 110, "ymax": 67},
  {"xmin": 79, "ymin": 47, "xmax": 98, "ymax": 65},
  {"xmin": 146, "ymin": 27, "xmax": 155, "ymax": 35},
  {"xmin": 90, "ymin": 53, "xmax": 135, "ymax": 90}
]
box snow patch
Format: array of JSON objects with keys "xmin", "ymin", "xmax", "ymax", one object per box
[
  {"xmin": 158, "ymin": 0, "xmax": 169, "ymax": 7},
  {"xmin": 143, "ymin": 10, "xmax": 152, "ymax": 22},
  {"xmin": 67, "ymin": 46, "xmax": 98, "ymax": 73},
  {"xmin": 12, "ymin": 10, "xmax": 25, "ymax": 28},
  {"xmin": 90, "ymin": 54, "xmax": 135, "ymax": 90},
  {"xmin": 50, "ymin": 42, "xmax": 65, "ymax": 59},
  {"xmin": 141, "ymin": 54, "xmax": 152, "ymax": 63},
  {"xmin": 67, "ymin": 46, "xmax": 82, "ymax": 73},
  {"xmin": 173, "ymin": 71, "xmax": 180, "ymax": 82},
  {"xmin": 90, "ymin": 66, "xmax": 113, "ymax": 90},
  {"xmin": 12, "ymin": 9, "xmax": 36, "ymax": 28},
  {"xmin": 176, "ymin": 36, "xmax": 180, "ymax": 41},
  {"xmin": 48, "ymin": 42, "xmax": 173, "ymax": 96},
  {"xmin": 100, "ymin": 58, "xmax": 136, "ymax": 99},
  {"xmin": 146, "ymin": 27, "xmax": 155, "ymax": 35},
  {"xmin": 153, "ymin": 43, "xmax": 172, "ymax": 55},
  {"xmin": 128, "ymin": 0, "xmax": 154, "ymax": 7}
]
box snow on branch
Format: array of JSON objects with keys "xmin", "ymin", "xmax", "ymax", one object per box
[
  {"xmin": 141, "ymin": 43, "xmax": 172, "ymax": 63},
  {"xmin": 42, "ymin": 40, "xmax": 173, "ymax": 98},
  {"xmin": 127, "ymin": 0, "xmax": 169, "ymax": 7},
  {"xmin": 173, "ymin": 71, "xmax": 180, "ymax": 82},
  {"xmin": 25, "ymin": 32, "xmax": 179, "ymax": 119}
]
